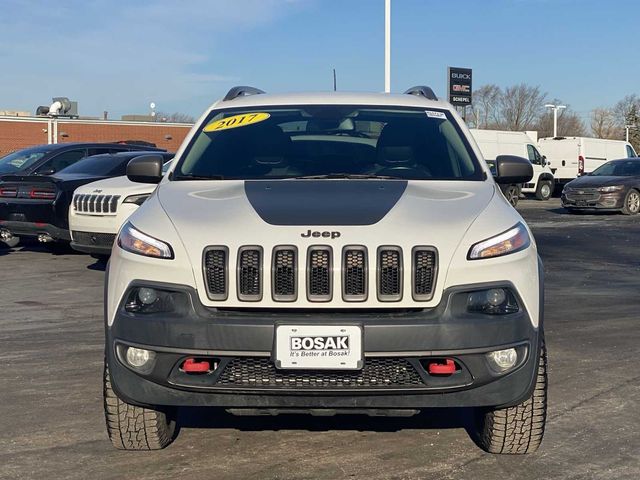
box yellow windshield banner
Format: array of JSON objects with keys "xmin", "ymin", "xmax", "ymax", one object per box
[{"xmin": 203, "ymin": 112, "xmax": 271, "ymax": 132}]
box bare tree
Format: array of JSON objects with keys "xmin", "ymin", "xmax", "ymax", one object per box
[
  {"xmin": 156, "ymin": 112, "xmax": 195, "ymax": 123},
  {"xmin": 499, "ymin": 84, "xmax": 547, "ymax": 131},
  {"xmin": 590, "ymin": 108, "xmax": 620, "ymax": 139},
  {"xmin": 471, "ymin": 84, "xmax": 501, "ymax": 129}
]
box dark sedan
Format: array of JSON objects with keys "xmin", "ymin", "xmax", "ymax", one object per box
[
  {"xmin": 562, "ymin": 158, "xmax": 640, "ymax": 214},
  {"xmin": 0, "ymin": 142, "xmax": 164, "ymax": 176},
  {"xmin": 0, "ymin": 151, "xmax": 173, "ymax": 247}
]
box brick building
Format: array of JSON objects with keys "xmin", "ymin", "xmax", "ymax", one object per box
[{"xmin": 0, "ymin": 116, "xmax": 193, "ymax": 157}]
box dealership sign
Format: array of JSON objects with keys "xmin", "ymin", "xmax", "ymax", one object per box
[{"xmin": 448, "ymin": 67, "xmax": 472, "ymax": 106}]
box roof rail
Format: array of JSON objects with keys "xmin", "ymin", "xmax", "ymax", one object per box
[
  {"xmin": 223, "ymin": 86, "xmax": 266, "ymax": 102},
  {"xmin": 403, "ymin": 86, "xmax": 438, "ymax": 101}
]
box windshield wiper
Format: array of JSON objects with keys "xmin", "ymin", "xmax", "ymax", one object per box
[
  {"xmin": 291, "ymin": 173, "xmax": 401, "ymax": 180},
  {"xmin": 174, "ymin": 173, "xmax": 224, "ymax": 180}
]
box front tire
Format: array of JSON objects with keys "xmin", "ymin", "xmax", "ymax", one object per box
[
  {"xmin": 103, "ymin": 362, "xmax": 177, "ymax": 450},
  {"xmin": 621, "ymin": 189, "xmax": 640, "ymax": 215},
  {"xmin": 535, "ymin": 180, "xmax": 553, "ymax": 201},
  {"xmin": 475, "ymin": 340, "xmax": 548, "ymax": 454},
  {"xmin": 502, "ymin": 185, "xmax": 520, "ymax": 207}
]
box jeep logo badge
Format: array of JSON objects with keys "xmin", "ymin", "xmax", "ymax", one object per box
[{"xmin": 301, "ymin": 229, "xmax": 341, "ymax": 239}]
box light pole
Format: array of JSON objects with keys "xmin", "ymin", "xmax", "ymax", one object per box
[
  {"xmin": 385, "ymin": 0, "xmax": 391, "ymax": 93},
  {"xmin": 625, "ymin": 124, "xmax": 636, "ymax": 142},
  {"xmin": 545, "ymin": 104, "xmax": 566, "ymax": 138}
]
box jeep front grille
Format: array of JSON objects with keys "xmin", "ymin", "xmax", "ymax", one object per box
[
  {"xmin": 272, "ymin": 247, "xmax": 297, "ymax": 301},
  {"xmin": 237, "ymin": 247, "xmax": 262, "ymax": 301},
  {"xmin": 216, "ymin": 357, "xmax": 425, "ymax": 389},
  {"xmin": 343, "ymin": 247, "xmax": 367, "ymax": 301},
  {"xmin": 73, "ymin": 194, "xmax": 120, "ymax": 214},
  {"xmin": 202, "ymin": 245, "xmax": 437, "ymax": 304},
  {"xmin": 412, "ymin": 247, "xmax": 437, "ymax": 301},
  {"xmin": 204, "ymin": 247, "xmax": 228, "ymax": 300},
  {"xmin": 307, "ymin": 247, "xmax": 332, "ymax": 301},
  {"xmin": 378, "ymin": 247, "xmax": 402, "ymax": 301}
]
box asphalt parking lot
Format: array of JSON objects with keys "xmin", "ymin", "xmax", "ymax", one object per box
[{"xmin": 1, "ymin": 198, "xmax": 639, "ymax": 480}]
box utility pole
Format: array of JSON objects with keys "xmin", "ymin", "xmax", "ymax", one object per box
[
  {"xmin": 625, "ymin": 124, "xmax": 636, "ymax": 142},
  {"xmin": 333, "ymin": 68, "xmax": 337, "ymax": 91},
  {"xmin": 545, "ymin": 104, "xmax": 566, "ymax": 138},
  {"xmin": 385, "ymin": 0, "xmax": 391, "ymax": 93}
]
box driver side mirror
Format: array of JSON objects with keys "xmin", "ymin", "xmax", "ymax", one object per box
[
  {"xmin": 38, "ymin": 167, "xmax": 56, "ymax": 175},
  {"xmin": 127, "ymin": 155, "xmax": 164, "ymax": 184},
  {"xmin": 493, "ymin": 155, "xmax": 533, "ymax": 184}
]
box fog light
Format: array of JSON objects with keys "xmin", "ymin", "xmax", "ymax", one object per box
[
  {"xmin": 487, "ymin": 348, "xmax": 518, "ymax": 372},
  {"xmin": 138, "ymin": 287, "xmax": 158, "ymax": 305},
  {"xmin": 467, "ymin": 288, "xmax": 519, "ymax": 315},
  {"xmin": 126, "ymin": 347, "xmax": 155, "ymax": 368}
]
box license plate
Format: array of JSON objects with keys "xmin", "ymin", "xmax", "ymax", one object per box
[
  {"xmin": 577, "ymin": 201, "xmax": 586, "ymax": 206},
  {"xmin": 274, "ymin": 325, "xmax": 363, "ymax": 370}
]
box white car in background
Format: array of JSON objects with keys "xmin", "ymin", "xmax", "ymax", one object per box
[{"xmin": 69, "ymin": 155, "xmax": 173, "ymax": 256}]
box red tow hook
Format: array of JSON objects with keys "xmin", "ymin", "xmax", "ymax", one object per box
[
  {"xmin": 181, "ymin": 358, "xmax": 211, "ymax": 373},
  {"xmin": 428, "ymin": 359, "xmax": 457, "ymax": 375}
]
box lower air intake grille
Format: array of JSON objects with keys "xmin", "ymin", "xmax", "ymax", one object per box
[
  {"xmin": 204, "ymin": 248, "xmax": 228, "ymax": 300},
  {"xmin": 413, "ymin": 247, "xmax": 437, "ymax": 300},
  {"xmin": 308, "ymin": 247, "xmax": 332, "ymax": 301},
  {"xmin": 343, "ymin": 247, "xmax": 367, "ymax": 301},
  {"xmin": 378, "ymin": 247, "xmax": 402, "ymax": 301},
  {"xmin": 216, "ymin": 357, "xmax": 425, "ymax": 389},
  {"xmin": 272, "ymin": 247, "xmax": 297, "ymax": 301},
  {"xmin": 237, "ymin": 247, "xmax": 262, "ymax": 301},
  {"xmin": 71, "ymin": 231, "xmax": 116, "ymax": 247}
]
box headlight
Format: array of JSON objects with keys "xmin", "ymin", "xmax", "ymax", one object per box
[
  {"xmin": 468, "ymin": 222, "xmax": 530, "ymax": 260},
  {"xmin": 117, "ymin": 222, "xmax": 173, "ymax": 259},
  {"xmin": 598, "ymin": 185, "xmax": 624, "ymax": 193},
  {"xmin": 123, "ymin": 193, "xmax": 151, "ymax": 206}
]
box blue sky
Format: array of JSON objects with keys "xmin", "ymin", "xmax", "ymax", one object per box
[{"xmin": 0, "ymin": 0, "xmax": 637, "ymax": 121}]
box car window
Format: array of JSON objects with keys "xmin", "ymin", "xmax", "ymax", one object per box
[
  {"xmin": 0, "ymin": 146, "xmax": 56, "ymax": 174},
  {"xmin": 40, "ymin": 149, "xmax": 87, "ymax": 173},
  {"xmin": 88, "ymin": 147, "xmax": 116, "ymax": 157},
  {"xmin": 58, "ymin": 154, "xmax": 131, "ymax": 176},
  {"xmin": 591, "ymin": 160, "xmax": 640, "ymax": 176},
  {"xmin": 176, "ymin": 106, "xmax": 483, "ymax": 181},
  {"xmin": 626, "ymin": 145, "xmax": 636, "ymax": 158},
  {"xmin": 526, "ymin": 145, "xmax": 540, "ymax": 164}
]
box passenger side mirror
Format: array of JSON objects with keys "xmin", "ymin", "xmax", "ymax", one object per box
[
  {"xmin": 127, "ymin": 155, "xmax": 164, "ymax": 184},
  {"xmin": 37, "ymin": 167, "xmax": 56, "ymax": 175},
  {"xmin": 493, "ymin": 155, "xmax": 533, "ymax": 184}
]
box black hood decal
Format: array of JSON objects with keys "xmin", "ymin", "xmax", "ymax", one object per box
[{"xmin": 244, "ymin": 180, "xmax": 407, "ymax": 225}]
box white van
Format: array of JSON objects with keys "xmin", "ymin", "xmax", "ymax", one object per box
[
  {"xmin": 538, "ymin": 137, "xmax": 637, "ymax": 187},
  {"xmin": 471, "ymin": 129, "xmax": 555, "ymax": 200}
]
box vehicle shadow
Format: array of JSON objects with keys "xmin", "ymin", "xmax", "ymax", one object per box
[
  {"xmin": 87, "ymin": 257, "xmax": 108, "ymax": 271},
  {"xmin": 177, "ymin": 406, "xmax": 482, "ymax": 447}
]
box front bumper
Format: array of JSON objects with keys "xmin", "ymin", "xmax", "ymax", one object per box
[
  {"xmin": 107, "ymin": 280, "xmax": 543, "ymax": 410},
  {"xmin": 561, "ymin": 191, "xmax": 624, "ymax": 210}
]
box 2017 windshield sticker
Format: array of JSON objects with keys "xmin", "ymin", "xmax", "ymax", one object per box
[
  {"xmin": 425, "ymin": 110, "xmax": 446, "ymax": 119},
  {"xmin": 203, "ymin": 112, "xmax": 271, "ymax": 132}
]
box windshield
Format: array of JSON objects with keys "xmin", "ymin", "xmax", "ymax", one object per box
[
  {"xmin": 0, "ymin": 145, "xmax": 56, "ymax": 174},
  {"xmin": 175, "ymin": 106, "xmax": 483, "ymax": 181},
  {"xmin": 591, "ymin": 160, "xmax": 640, "ymax": 177},
  {"xmin": 58, "ymin": 155, "xmax": 130, "ymax": 176}
]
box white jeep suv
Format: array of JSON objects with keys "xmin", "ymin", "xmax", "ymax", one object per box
[{"xmin": 104, "ymin": 86, "xmax": 546, "ymax": 454}]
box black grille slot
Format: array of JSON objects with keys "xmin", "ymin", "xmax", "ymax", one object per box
[
  {"xmin": 378, "ymin": 247, "xmax": 402, "ymax": 301},
  {"xmin": 204, "ymin": 247, "xmax": 228, "ymax": 300},
  {"xmin": 272, "ymin": 247, "xmax": 297, "ymax": 301},
  {"xmin": 237, "ymin": 247, "xmax": 262, "ymax": 301},
  {"xmin": 216, "ymin": 357, "xmax": 425, "ymax": 389},
  {"xmin": 343, "ymin": 247, "xmax": 367, "ymax": 301},
  {"xmin": 307, "ymin": 247, "xmax": 332, "ymax": 301},
  {"xmin": 412, "ymin": 247, "xmax": 437, "ymax": 301}
]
